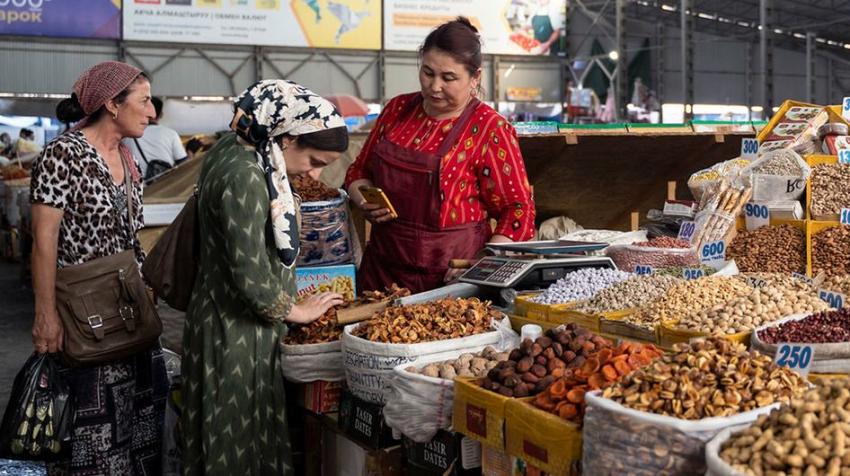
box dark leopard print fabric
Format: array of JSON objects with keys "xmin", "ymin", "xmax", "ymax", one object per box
[{"xmin": 30, "ymin": 131, "xmax": 144, "ymax": 268}]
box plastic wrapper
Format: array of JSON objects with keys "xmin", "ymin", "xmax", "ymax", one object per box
[
  {"xmin": 535, "ymin": 216, "xmax": 582, "ymax": 241},
  {"xmin": 342, "ymin": 317, "xmax": 519, "ymax": 404},
  {"xmin": 582, "ymin": 391, "xmax": 780, "ymax": 475},
  {"xmin": 750, "ymin": 312, "xmax": 850, "ymax": 374},
  {"xmin": 297, "ymin": 192, "xmax": 353, "ymax": 266},
  {"xmin": 560, "ymin": 229, "xmax": 648, "ymax": 256},
  {"xmin": 0, "ymin": 353, "xmax": 73, "ymax": 461},
  {"xmin": 740, "ymin": 149, "xmax": 811, "ymax": 203},
  {"xmin": 605, "ymin": 244, "xmax": 698, "ymax": 271},
  {"xmin": 281, "ymin": 340, "xmax": 344, "ymax": 383},
  {"xmin": 687, "ymin": 158, "xmax": 750, "ymax": 202}
]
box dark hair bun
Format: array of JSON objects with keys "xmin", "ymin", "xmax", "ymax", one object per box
[
  {"xmin": 56, "ymin": 93, "xmax": 86, "ymax": 124},
  {"xmin": 420, "ymin": 16, "xmax": 482, "ymax": 75},
  {"xmin": 455, "ymin": 16, "xmax": 478, "ymax": 33}
]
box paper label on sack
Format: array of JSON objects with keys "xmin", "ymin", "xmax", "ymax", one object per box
[
  {"xmin": 775, "ymin": 343, "xmax": 815, "ymax": 377},
  {"xmin": 743, "ymin": 202, "xmax": 770, "ymax": 230},
  {"xmin": 460, "ymin": 437, "xmax": 482, "ymax": 470}
]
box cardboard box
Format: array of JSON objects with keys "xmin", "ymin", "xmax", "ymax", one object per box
[
  {"xmin": 453, "ymin": 378, "xmax": 512, "ymax": 450},
  {"xmin": 295, "ymin": 264, "xmax": 357, "ymax": 301},
  {"xmin": 504, "ymin": 399, "xmax": 581, "ymax": 475},
  {"xmin": 338, "ymin": 388, "xmax": 399, "ymax": 449},
  {"xmin": 321, "ymin": 429, "xmax": 404, "ymax": 476},
  {"xmin": 404, "ymin": 430, "xmax": 482, "ymax": 475},
  {"xmin": 295, "ymin": 380, "xmax": 342, "ymax": 414}
]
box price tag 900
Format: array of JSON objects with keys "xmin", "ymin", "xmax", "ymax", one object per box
[
  {"xmin": 678, "ymin": 221, "xmax": 696, "ymax": 242},
  {"xmin": 700, "ymin": 240, "xmax": 726, "ymax": 265},
  {"xmin": 775, "ymin": 343, "xmax": 814, "ymax": 377},
  {"xmin": 743, "ymin": 202, "xmax": 770, "ymax": 230}
]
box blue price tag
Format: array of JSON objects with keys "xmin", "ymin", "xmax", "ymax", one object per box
[
  {"xmin": 682, "ymin": 268, "xmax": 704, "ymax": 280},
  {"xmin": 792, "ymin": 272, "xmax": 815, "ymax": 286},
  {"xmin": 743, "ymin": 202, "xmax": 770, "ymax": 230},
  {"xmin": 841, "ymin": 209, "xmax": 850, "ymax": 225},
  {"xmin": 839, "ymin": 149, "xmax": 850, "ymax": 165},
  {"xmin": 774, "ymin": 343, "xmax": 815, "ymax": 377},
  {"xmin": 677, "ymin": 221, "xmax": 697, "ymax": 242},
  {"xmin": 818, "ymin": 289, "xmax": 846, "ymax": 309},
  {"xmin": 741, "ymin": 138, "xmax": 759, "ymax": 159},
  {"xmin": 634, "ymin": 265, "xmax": 654, "ymax": 276},
  {"xmin": 844, "ymin": 97, "xmax": 850, "ymax": 120},
  {"xmin": 700, "ymin": 240, "xmax": 726, "ymax": 265}
]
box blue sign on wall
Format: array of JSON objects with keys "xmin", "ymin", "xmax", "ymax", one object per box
[{"xmin": 0, "ymin": 0, "xmax": 121, "ymax": 39}]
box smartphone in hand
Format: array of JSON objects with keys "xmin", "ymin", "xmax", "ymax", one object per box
[{"xmin": 358, "ymin": 186, "xmax": 398, "ymax": 219}]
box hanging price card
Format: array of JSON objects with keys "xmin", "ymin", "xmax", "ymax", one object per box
[
  {"xmin": 700, "ymin": 240, "xmax": 726, "ymax": 266},
  {"xmin": 741, "ymin": 138, "xmax": 759, "ymax": 160},
  {"xmin": 746, "ymin": 276, "xmax": 769, "ymax": 289},
  {"xmin": 839, "ymin": 149, "xmax": 850, "ymax": 165},
  {"xmin": 743, "ymin": 202, "xmax": 770, "ymax": 230},
  {"xmin": 774, "ymin": 343, "xmax": 815, "ymax": 377},
  {"xmin": 634, "ymin": 265, "xmax": 654, "ymax": 276},
  {"xmin": 841, "ymin": 209, "xmax": 850, "ymax": 225},
  {"xmin": 843, "ymin": 97, "xmax": 850, "ymax": 121},
  {"xmin": 682, "ymin": 268, "xmax": 705, "ymax": 280},
  {"xmin": 677, "ymin": 221, "xmax": 697, "ymax": 242},
  {"xmin": 792, "ymin": 272, "xmax": 814, "ymax": 286},
  {"xmin": 818, "ymin": 289, "xmax": 846, "ymax": 309}
]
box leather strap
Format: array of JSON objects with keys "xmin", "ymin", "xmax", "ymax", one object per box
[
  {"xmin": 120, "ymin": 152, "xmax": 134, "ymax": 232},
  {"xmin": 133, "ymin": 138, "xmax": 150, "ymax": 166}
]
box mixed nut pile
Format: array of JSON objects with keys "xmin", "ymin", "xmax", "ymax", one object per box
[
  {"xmin": 479, "ymin": 324, "xmax": 612, "ymax": 398},
  {"xmin": 810, "ymin": 163, "xmax": 850, "ymax": 217},
  {"xmin": 728, "ymin": 224, "xmax": 807, "ymax": 274},
  {"xmin": 530, "ymin": 268, "xmax": 633, "ymax": 305},
  {"xmin": 405, "ymin": 346, "xmax": 509, "ymax": 380},
  {"xmin": 352, "ymin": 297, "xmax": 498, "ymax": 344},
  {"xmin": 758, "ymin": 308, "xmax": 850, "ymax": 344},
  {"xmin": 290, "ymin": 175, "xmax": 341, "ymax": 202},
  {"xmin": 812, "ymin": 226, "xmax": 850, "ymax": 278},
  {"xmin": 575, "ymin": 274, "xmax": 681, "ymax": 314},
  {"xmin": 602, "ymin": 339, "xmax": 808, "ymax": 419},
  {"xmin": 720, "ymin": 379, "xmax": 850, "ymax": 476}
]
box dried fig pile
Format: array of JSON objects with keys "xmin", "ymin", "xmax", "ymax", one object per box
[
  {"xmin": 290, "ymin": 175, "xmax": 340, "ymax": 202},
  {"xmin": 351, "ymin": 297, "xmax": 498, "ymax": 344},
  {"xmin": 479, "ymin": 324, "xmax": 613, "ymax": 398}
]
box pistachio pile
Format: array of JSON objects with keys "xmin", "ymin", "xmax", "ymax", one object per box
[
  {"xmin": 674, "ymin": 281, "xmax": 829, "ymax": 335},
  {"xmin": 812, "ymin": 226, "xmax": 850, "ymax": 278},
  {"xmin": 602, "ymin": 338, "xmax": 808, "ymax": 419},
  {"xmin": 720, "ymin": 379, "xmax": 850, "ymax": 476},
  {"xmin": 810, "ymin": 163, "xmax": 850, "ymax": 217},
  {"xmin": 575, "ymin": 274, "xmax": 681, "ymax": 314},
  {"xmin": 728, "ymin": 224, "xmax": 807, "ymax": 274},
  {"xmin": 623, "ymin": 277, "xmax": 752, "ymax": 330}
]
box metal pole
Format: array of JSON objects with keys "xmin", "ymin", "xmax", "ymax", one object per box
[
  {"xmin": 493, "ymin": 55, "xmax": 501, "ymax": 113},
  {"xmin": 616, "ymin": 0, "xmax": 627, "ymax": 119},
  {"xmin": 656, "ymin": 23, "xmax": 665, "ymax": 122},
  {"xmin": 746, "ymin": 42, "xmax": 754, "ymax": 121},
  {"xmin": 680, "ymin": 0, "xmax": 694, "ymax": 121},
  {"xmin": 760, "ymin": 0, "xmax": 773, "ymax": 116},
  {"xmin": 828, "ymin": 58, "xmax": 834, "ymax": 103},
  {"xmin": 806, "ymin": 32, "xmax": 815, "ymax": 103}
]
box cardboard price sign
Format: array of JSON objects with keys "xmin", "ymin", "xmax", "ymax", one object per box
[{"xmin": 775, "ymin": 343, "xmax": 814, "ymax": 377}]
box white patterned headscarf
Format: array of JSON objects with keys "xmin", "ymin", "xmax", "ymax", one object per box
[{"xmin": 230, "ymin": 80, "xmax": 346, "ymax": 268}]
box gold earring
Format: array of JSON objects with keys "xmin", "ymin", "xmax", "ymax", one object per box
[{"xmin": 112, "ymin": 111, "xmax": 119, "ymax": 120}]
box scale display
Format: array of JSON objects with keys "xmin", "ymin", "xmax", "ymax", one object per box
[{"xmin": 459, "ymin": 255, "xmax": 616, "ymax": 289}]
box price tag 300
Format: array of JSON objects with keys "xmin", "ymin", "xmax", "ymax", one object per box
[
  {"xmin": 775, "ymin": 343, "xmax": 815, "ymax": 377},
  {"xmin": 741, "ymin": 138, "xmax": 759, "ymax": 160},
  {"xmin": 700, "ymin": 240, "xmax": 726, "ymax": 266},
  {"xmin": 678, "ymin": 221, "xmax": 697, "ymax": 242},
  {"xmin": 743, "ymin": 202, "xmax": 770, "ymax": 230},
  {"xmin": 818, "ymin": 289, "xmax": 846, "ymax": 309}
]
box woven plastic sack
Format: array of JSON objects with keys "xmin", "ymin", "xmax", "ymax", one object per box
[
  {"xmin": 281, "ymin": 340, "xmax": 344, "ymax": 383},
  {"xmin": 582, "ymin": 391, "xmax": 780, "ymax": 475},
  {"xmin": 297, "ymin": 191, "xmax": 353, "ymax": 266}
]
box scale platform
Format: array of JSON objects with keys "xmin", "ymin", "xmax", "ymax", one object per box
[{"xmin": 459, "ymin": 240, "xmax": 615, "ymax": 290}]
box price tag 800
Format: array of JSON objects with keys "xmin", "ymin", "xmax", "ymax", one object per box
[
  {"xmin": 700, "ymin": 240, "xmax": 726, "ymax": 265},
  {"xmin": 678, "ymin": 221, "xmax": 697, "ymax": 242},
  {"xmin": 743, "ymin": 202, "xmax": 770, "ymax": 230},
  {"xmin": 741, "ymin": 138, "xmax": 759, "ymax": 160},
  {"xmin": 774, "ymin": 343, "xmax": 815, "ymax": 377}
]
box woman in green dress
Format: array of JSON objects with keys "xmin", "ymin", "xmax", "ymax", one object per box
[{"xmin": 182, "ymin": 80, "xmax": 348, "ymax": 475}]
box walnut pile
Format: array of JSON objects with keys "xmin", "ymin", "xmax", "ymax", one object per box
[
  {"xmin": 352, "ymin": 298, "xmax": 499, "ymax": 344},
  {"xmin": 284, "ymin": 284, "xmax": 411, "ymax": 345},
  {"xmin": 290, "ymin": 175, "xmax": 340, "ymax": 202}
]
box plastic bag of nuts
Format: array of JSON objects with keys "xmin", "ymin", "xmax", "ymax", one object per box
[
  {"xmin": 708, "ymin": 379, "xmax": 850, "ymax": 476},
  {"xmin": 605, "ymin": 240, "xmax": 699, "ymax": 272},
  {"xmin": 582, "ymin": 338, "xmax": 808, "ymax": 475}
]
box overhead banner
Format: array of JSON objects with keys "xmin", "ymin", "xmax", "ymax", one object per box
[
  {"xmin": 0, "ymin": 0, "xmax": 121, "ymax": 39},
  {"xmin": 123, "ymin": 0, "xmax": 380, "ymax": 49},
  {"xmin": 384, "ymin": 0, "xmax": 566, "ymax": 56}
]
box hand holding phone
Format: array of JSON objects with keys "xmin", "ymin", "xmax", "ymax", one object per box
[{"xmin": 358, "ymin": 186, "xmax": 398, "ymax": 223}]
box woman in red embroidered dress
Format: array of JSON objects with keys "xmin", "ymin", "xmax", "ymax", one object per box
[{"xmin": 346, "ymin": 17, "xmax": 536, "ymax": 294}]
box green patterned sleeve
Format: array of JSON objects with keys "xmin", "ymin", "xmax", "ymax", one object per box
[{"xmin": 219, "ymin": 166, "xmax": 294, "ymax": 322}]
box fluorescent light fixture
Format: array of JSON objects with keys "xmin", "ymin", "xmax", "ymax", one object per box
[{"xmin": 608, "ymin": 50, "xmax": 620, "ymax": 61}]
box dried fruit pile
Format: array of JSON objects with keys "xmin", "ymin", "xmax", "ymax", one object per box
[
  {"xmin": 0, "ymin": 165, "xmax": 28, "ymax": 180},
  {"xmin": 602, "ymin": 338, "xmax": 808, "ymax": 419},
  {"xmin": 285, "ymin": 285, "xmax": 410, "ymax": 344},
  {"xmin": 290, "ymin": 174, "xmax": 340, "ymax": 201},
  {"xmin": 479, "ymin": 324, "xmax": 613, "ymax": 398},
  {"xmin": 351, "ymin": 297, "xmax": 498, "ymax": 344},
  {"xmin": 533, "ymin": 341, "xmax": 663, "ymax": 423}
]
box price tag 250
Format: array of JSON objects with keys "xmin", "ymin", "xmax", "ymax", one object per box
[
  {"xmin": 634, "ymin": 265, "xmax": 654, "ymax": 276},
  {"xmin": 678, "ymin": 221, "xmax": 697, "ymax": 242},
  {"xmin": 741, "ymin": 138, "xmax": 759, "ymax": 160},
  {"xmin": 744, "ymin": 202, "xmax": 770, "ymax": 230},
  {"xmin": 818, "ymin": 289, "xmax": 846, "ymax": 309},
  {"xmin": 700, "ymin": 240, "xmax": 726, "ymax": 265},
  {"xmin": 775, "ymin": 343, "xmax": 814, "ymax": 377},
  {"xmin": 682, "ymin": 268, "xmax": 705, "ymax": 280}
]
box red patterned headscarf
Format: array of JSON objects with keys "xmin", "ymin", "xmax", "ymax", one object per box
[{"xmin": 71, "ymin": 61, "xmax": 145, "ymax": 182}]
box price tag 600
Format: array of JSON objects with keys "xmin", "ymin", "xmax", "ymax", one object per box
[
  {"xmin": 775, "ymin": 343, "xmax": 815, "ymax": 377},
  {"xmin": 839, "ymin": 149, "xmax": 850, "ymax": 165},
  {"xmin": 841, "ymin": 209, "xmax": 850, "ymax": 225},
  {"xmin": 700, "ymin": 240, "xmax": 726, "ymax": 265},
  {"xmin": 741, "ymin": 138, "xmax": 759, "ymax": 160},
  {"xmin": 682, "ymin": 268, "xmax": 705, "ymax": 280},
  {"xmin": 743, "ymin": 202, "xmax": 770, "ymax": 230},
  {"xmin": 634, "ymin": 265, "xmax": 654, "ymax": 276},
  {"xmin": 678, "ymin": 221, "xmax": 697, "ymax": 242},
  {"xmin": 818, "ymin": 289, "xmax": 846, "ymax": 309}
]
